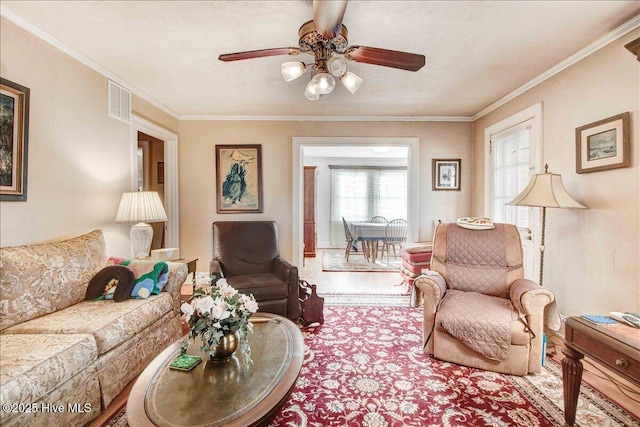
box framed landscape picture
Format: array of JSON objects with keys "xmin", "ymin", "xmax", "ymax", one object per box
[
  {"xmin": 0, "ymin": 78, "xmax": 30, "ymax": 201},
  {"xmin": 215, "ymin": 144, "xmax": 263, "ymax": 213},
  {"xmin": 576, "ymin": 112, "xmax": 630, "ymax": 174},
  {"xmin": 432, "ymin": 159, "xmax": 461, "ymax": 191}
]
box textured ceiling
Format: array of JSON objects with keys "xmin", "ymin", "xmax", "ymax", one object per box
[{"xmin": 2, "ymin": 1, "xmax": 639, "ymax": 118}]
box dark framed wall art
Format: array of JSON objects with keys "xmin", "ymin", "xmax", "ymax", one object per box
[
  {"xmin": 215, "ymin": 144, "xmax": 263, "ymax": 213},
  {"xmin": 0, "ymin": 78, "xmax": 30, "ymax": 201},
  {"xmin": 432, "ymin": 158, "xmax": 461, "ymax": 191},
  {"xmin": 575, "ymin": 112, "xmax": 630, "ymax": 174}
]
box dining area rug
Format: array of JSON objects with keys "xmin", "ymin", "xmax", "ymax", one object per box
[{"xmin": 322, "ymin": 249, "xmax": 402, "ymax": 272}]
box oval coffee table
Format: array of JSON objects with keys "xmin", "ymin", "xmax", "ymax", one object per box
[{"xmin": 127, "ymin": 313, "xmax": 304, "ymax": 426}]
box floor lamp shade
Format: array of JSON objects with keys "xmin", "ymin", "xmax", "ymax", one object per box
[
  {"xmin": 116, "ymin": 191, "xmax": 168, "ymax": 259},
  {"xmin": 506, "ymin": 165, "xmax": 586, "ymax": 286}
]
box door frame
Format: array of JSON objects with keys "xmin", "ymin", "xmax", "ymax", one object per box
[
  {"xmin": 130, "ymin": 115, "xmax": 180, "ymax": 248},
  {"xmin": 483, "ymin": 102, "xmax": 543, "ymax": 280},
  {"xmin": 292, "ymin": 137, "xmax": 419, "ymax": 270}
]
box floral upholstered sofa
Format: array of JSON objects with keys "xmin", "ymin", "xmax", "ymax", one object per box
[{"xmin": 0, "ymin": 230, "xmax": 187, "ymax": 427}]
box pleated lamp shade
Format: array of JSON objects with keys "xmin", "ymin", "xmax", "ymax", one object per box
[
  {"xmin": 115, "ymin": 191, "xmax": 167, "ymax": 258},
  {"xmin": 115, "ymin": 191, "xmax": 168, "ymax": 223}
]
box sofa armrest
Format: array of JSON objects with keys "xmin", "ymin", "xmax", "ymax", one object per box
[
  {"xmin": 413, "ymin": 271, "xmax": 447, "ymax": 354},
  {"xmin": 164, "ymin": 262, "xmax": 188, "ymax": 314},
  {"xmin": 274, "ymin": 257, "xmax": 300, "ymax": 320}
]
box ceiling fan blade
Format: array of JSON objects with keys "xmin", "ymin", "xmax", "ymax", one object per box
[
  {"xmin": 313, "ymin": 0, "xmax": 348, "ymax": 40},
  {"xmin": 218, "ymin": 47, "xmax": 300, "ymax": 62},
  {"xmin": 345, "ymin": 46, "xmax": 426, "ymax": 72}
]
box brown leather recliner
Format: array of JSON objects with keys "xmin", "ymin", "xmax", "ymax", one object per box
[{"xmin": 210, "ymin": 221, "xmax": 299, "ymax": 320}]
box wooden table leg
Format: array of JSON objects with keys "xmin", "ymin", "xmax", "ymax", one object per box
[
  {"xmin": 371, "ymin": 241, "xmax": 378, "ymax": 263},
  {"xmin": 562, "ymin": 346, "xmax": 584, "ymax": 426},
  {"xmin": 361, "ymin": 241, "xmax": 370, "ymax": 262}
]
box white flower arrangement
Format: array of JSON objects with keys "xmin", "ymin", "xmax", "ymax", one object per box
[{"xmin": 181, "ymin": 275, "xmax": 258, "ymax": 359}]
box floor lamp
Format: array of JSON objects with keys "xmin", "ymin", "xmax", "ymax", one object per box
[
  {"xmin": 506, "ymin": 165, "xmax": 586, "ymax": 287},
  {"xmin": 116, "ymin": 191, "xmax": 168, "ymax": 259}
]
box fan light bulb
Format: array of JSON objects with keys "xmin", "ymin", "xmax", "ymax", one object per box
[
  {"xmin": 341, "ymin": 71, "xmax": 363, "ymax": 94},
  {"xmin": 328, "ymin": 57, "xmax": 347, "ymax": 77},
  {"xmin": 281, "ymin": 62, "xmax": 307, "ymax": 82},
  {"xmin": 311, "ymin": 72, "xmax": 336, "ymax": 95},
  {"xmin": 304, "ymin": 81, "xmax": 320, "ymax": 100}
]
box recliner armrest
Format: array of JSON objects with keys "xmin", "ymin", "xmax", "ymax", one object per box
[
  {"xmin": 273, "ymin": 256, "xmax": 295, "ymax": 280},
  {"xmin": 414, "ymin": 271, "xmax": 447, "ymax": 309},
  {"xmin": 510, "ymin": 278, "xmax": 554, "ymax": 316},
  {"xmin": 413, "ymin": 271, "xmax": 447, "ymax": 354},
  {"xmin": 210, "ymin": 258, "xmax": 223, "ymax": 277},
  {"xmin": 274, "ymin": 257, "xmax": 299, "ymax": 320}
]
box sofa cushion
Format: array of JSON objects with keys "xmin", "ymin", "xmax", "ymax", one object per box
[
  {"xmin": 0, "ymin": 333, "xmax": 98, "ymax": 406},
  {"xmin": 226, "ymin": 273, "xmax": 288, "ymax": 301},
  {"xmin": 0, "ymin": 230, "xmax": 107, "ymax": 331},
  {"xmin": 3, "ymin": 293, "xmax": 174, "ymax": 355}
]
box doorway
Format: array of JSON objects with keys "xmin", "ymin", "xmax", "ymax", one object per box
[
  {"xmin": 138, "ymin": 132, "xmax": 165, "ymax": 250},
  {"xmin": 130, "ymin": 115, "xmax": 179, "ymax": 248},
  {"xmin": 484, "ymin": 103, "xmax": 542, "ymax": 281},
  {"xmin": 292, "ymin": 137, "xmax": 419, "ymax": 270}
]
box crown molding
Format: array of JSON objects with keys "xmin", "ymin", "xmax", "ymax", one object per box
[
  {"xmin": 3, "ymin": 5, "xmax": 638, "ymax": 123},
  {"xmin": 178, "ymin": 115, "xmax": 474, "ymax": 122},
  {"xmin": 473, "ymin": 14, "xmax": 640, "ymax": 121},
  {"xmin": 1, "ymin": 6, "xmax": 181, "ymax": 119}
]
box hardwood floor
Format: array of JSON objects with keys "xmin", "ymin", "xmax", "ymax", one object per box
[
  {"xmin": 89, "ymin": 249, "xmax": 639, "ymax": 425},
  {"xmin": 302, "ymin": 248, "xmax": 407, "ymax": 295}
]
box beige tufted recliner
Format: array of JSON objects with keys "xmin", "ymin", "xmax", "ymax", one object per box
[{"xmin": 414, "ymin": 222, "xmax": 555, "ymax": 375}]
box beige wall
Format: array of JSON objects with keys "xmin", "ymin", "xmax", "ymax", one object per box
[
  {"xmin": 472, "ymin": 32, "xmax": 640, "ymax": 315},
  {"xmin": 0, "ymin": 18, "xmax": 177, "ymax": 257},
  {"xmin": 178, "ymin": 120, "xmax": 472, "ymax": 269}
]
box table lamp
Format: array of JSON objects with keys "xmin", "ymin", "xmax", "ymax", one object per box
[
  {"xmin": 116, "ymin": 191, "xmax": 168, "ymax": 259},
  {"xmin": 506, "ymin": 164, "xmax": 586, "ymax": 286}
]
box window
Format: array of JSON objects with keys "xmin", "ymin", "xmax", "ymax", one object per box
[
  {"xmin": 491, "ymin": 122, "xmax": 533, "ymax": 228},
  {"xmin": 329, "ymin": 167, "xmax": 407, "ymax": 246}
]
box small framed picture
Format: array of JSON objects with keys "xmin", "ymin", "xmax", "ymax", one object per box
[
  {"xmin": 215, "ymin": 144, "xmax": 263, "ymax": 213},
  {"xmin": 432, "ymin": 159, "xmax": 461, "ymax": 191},
  {"xmin": 576, "ymin": 112, "xmax": 630, "ymax": 174},
  {"xmin": 0, "ymin": 78, "xmax": 30, "ymax": 201}
]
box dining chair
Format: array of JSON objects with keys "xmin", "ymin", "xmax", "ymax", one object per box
[
  {"xmin": 380, "ymin": 219, "xmax": 408, "ymax": 263},
  {"xmin": 342, "ymin": 217, "xmax": 358, "ymax": 261},
  {"xmin": 369, "ymin": 216, "xmax": 388, "ymax": 223}
]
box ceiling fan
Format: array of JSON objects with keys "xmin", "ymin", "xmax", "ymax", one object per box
[{"xmin": 218, "ymin": 0, "xmax": 426, "ymax": 100}]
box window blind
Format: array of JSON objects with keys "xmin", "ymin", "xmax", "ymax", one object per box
[{"xmin": 329, "ymin": 167, "xmax": 407, "ymax": 246}]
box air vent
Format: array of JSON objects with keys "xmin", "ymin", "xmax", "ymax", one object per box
[{"xmin": 108, "ymin": 80, "xmax": 131, "ymax": 123}]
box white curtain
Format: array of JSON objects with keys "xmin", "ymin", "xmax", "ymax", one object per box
[{"xmin": 330, "ymin": 167, "xmax": 407, "ymax": 246}]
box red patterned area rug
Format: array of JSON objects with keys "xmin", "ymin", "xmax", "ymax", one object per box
[
  {"xmin": 268, "ymin": 304, "xmax": 639, "ymax": 427},
  {"xmin": 107, "ymin": 300, "xmax": 638, "ymax": 427}
]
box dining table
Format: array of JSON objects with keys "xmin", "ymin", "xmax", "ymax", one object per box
[{"xmin": 349, "ymin": 221, "xmax": 389, "ymax": 263}]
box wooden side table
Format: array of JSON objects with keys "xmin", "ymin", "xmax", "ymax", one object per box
[{"xmin": 562, "ymin": 316, "xmax": 640, "ymax": 426}]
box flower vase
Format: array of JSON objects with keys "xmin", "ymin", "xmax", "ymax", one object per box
[{"xmin": 207, "ymin": 332, "xmax": 238, "ymax": 361}]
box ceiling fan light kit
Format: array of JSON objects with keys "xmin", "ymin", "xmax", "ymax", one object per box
[
  {"xmin": 281, "ymin": 61, "xmax": 307, "ymax": 82},
  {"xmin": 219, "ymin": 0, "xmax": 425, "ymax": 101},
  {"xmin": 341, "ymin": 71, "xmax": 363, "ymax": 94}
]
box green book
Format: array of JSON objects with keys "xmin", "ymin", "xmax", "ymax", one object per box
[{"xmin": 169, "ymin": 354, "xmax": 202, "ymax": 371}]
